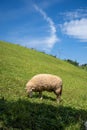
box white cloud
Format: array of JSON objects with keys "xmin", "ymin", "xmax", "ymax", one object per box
[
  {"xmin": 60, "ymin": 8, "xmax": 87, "ymax": 42},
  {"xmin": 61, "ymin": 18, "xmax": 87, "ymax": 42},
  {"xmin": 30, "ymin": 4, "xmax": 59, "ymax": 51}
]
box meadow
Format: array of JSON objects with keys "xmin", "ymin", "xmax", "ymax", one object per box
[{"xmin": 0, "ymin": 41, "xmax": 87, "ymax": 130}]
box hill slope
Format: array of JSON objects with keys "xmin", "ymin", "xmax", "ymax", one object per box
[{"xmin": 0, "ymin": 41, "xmax": 87, "ymax": 130}]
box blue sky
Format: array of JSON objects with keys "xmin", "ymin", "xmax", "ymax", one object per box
[{"xmin": 0, "ymin": 0, "xmax": 87, "ymax": 64}]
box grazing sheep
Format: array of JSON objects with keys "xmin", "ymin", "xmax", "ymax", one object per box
[{"xmin": 26, "ymin": 74, "xmax": 63, "ymax": 102}]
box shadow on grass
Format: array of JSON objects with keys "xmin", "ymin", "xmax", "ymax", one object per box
[{"xmin": 0, "ymin": 98, "xmax": 87, "ymax": 130}]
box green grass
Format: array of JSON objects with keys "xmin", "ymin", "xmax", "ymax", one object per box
[{"xmin": 0, "ymin": 41, "xmax": 87, "ymax": 130}]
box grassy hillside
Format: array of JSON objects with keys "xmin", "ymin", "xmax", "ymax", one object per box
[{"xmin": 0, "ymin": 41, "xmax": 87, "ymax": 130}]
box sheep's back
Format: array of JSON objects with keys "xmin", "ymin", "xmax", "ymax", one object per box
[{"xmin": 30, "ymin": 74, "xmax": 62, "ymax": 90}]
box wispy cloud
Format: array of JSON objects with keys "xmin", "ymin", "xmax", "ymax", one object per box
[
  {"xmin": 2, "ymin": 3, "xmax": 60, "ymax": 52},
  {"xmin": 60, "ymin": 8, "xmax": 87, "ymax": 20},
  {"xmin": 29, "ymin": 4, "xmax": 59, "ymax": 52},
  {"xmin": 34, "ymin": 4, "xmax": 56, "ymax": 35},
  {"xmin": 32, "ymin": 0, "xmax": 62, "ymax": 9}
]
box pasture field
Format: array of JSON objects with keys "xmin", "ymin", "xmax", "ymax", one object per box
[{"xmin": 0, "ymin": 41, "xmax": 87, "ymax": 130}]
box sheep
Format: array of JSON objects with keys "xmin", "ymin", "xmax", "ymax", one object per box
[{"xmin": 26, "ymin": 74, "xmax": 63, "ymax": 102}]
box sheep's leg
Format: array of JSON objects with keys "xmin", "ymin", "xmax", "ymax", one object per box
[
  {"xmin": 56, "ymin": 95, "xmax": 61, "ymax": 103},
  {"xmin": 54, "ymin": 88, "xmax": 62, "ymax": 103},
  {"xmin": 39, "ymin": 92, "xmax": 43, "ymax": 100}
]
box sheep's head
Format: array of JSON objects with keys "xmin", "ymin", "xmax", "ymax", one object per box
[{"xmin": 25, "ymin": 82, "xmax": 34, "ymax": 97}]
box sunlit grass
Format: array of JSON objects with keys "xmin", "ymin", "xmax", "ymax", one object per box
[{"xmin": 0, "ymin": 41, "xmax": 87, "ymax": 130}]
